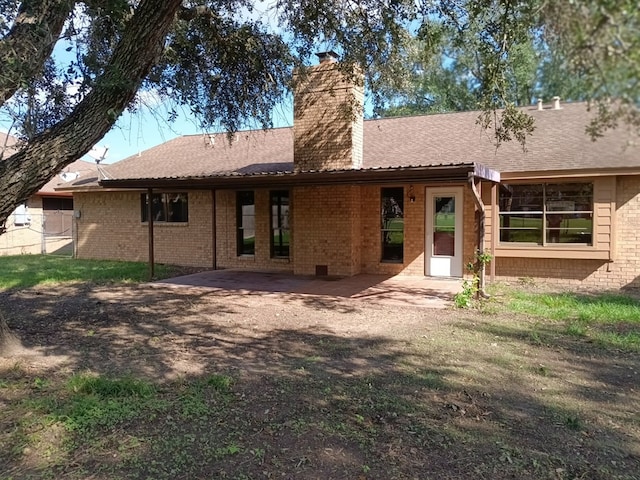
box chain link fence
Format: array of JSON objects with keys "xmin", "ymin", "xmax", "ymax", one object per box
[{"xmin": 0, "ymin": 211, "xmax": 74, "ymax": 256}]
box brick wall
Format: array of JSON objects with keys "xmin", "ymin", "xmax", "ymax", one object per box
[
  {"xmin": 75, "ymin": 190, "xmax": 213, "ymax": 267},
  {"xmin": 610, "ymin": 175, "xmax": 640, "ymax": 288},
  {"xmin": 72, "ymin": 175, "xmax": 640, "ymax": 291},
  {"xmin": 360, "ymin": 185, "xmax": 425, "ymax": 275},
  {"xmin": 463, "ymin": 184, "xmax": 479, "ymax": 278},
  {"xmin": 293, "ymin": 61, "xmax": 364, "ymax": 172},
  {"xmin": 292, "ymin": 185, "xmax": 361, "ymax": 276},
  {"xmin": 215, "ymin": 189, "xmax": 293, "ymax": 272},
  {"xmin": 216, "ymin": 183, "xmax": 474, "ymax": 278},
  {"xmin": 360, "ymin": 183, "xmax": 476, "ymax": 277}
]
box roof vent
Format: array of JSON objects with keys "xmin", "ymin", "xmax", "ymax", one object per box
[
  {"xmin": 537, "ymin": 98, "xmax": 543, "ymax": 111},
  {"xmin": 553, "ymin": 96, "xmax": 561, "ymax": 110}
]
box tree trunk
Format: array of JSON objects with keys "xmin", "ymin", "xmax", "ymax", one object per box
[
  {"xmin": 0, "ymin": 309, "xmax": 22, "ymax": 356},
  {"xmin": 0, "ymin": 0, "xmax": 183, "ymax": 228}
]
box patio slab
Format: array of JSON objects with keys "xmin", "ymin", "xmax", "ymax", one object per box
[{"xmin": 152, "ymin": 269, "xmax": 463, "ymax": 308}]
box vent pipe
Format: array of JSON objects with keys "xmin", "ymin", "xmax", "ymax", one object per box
[
  {"xmin": 553, "ymin": 96, "xmax": 561, "ymax": 110},
  {"xmin": 537, "ymin": 98, "xmax": 543, "ymax": 111}
]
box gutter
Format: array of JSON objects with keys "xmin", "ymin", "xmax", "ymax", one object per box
[
  {"xmin": 100, "ymin": 163, "xmax": 501, "ymax": 190},
  {"xmin": 469, "ymin": 174, "xmax": 490, "ymax": 299}
]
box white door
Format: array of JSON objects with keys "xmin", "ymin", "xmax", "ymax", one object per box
[{"xmin": 426, "ymin": 187, "xmax": 463, "ymax": 277}]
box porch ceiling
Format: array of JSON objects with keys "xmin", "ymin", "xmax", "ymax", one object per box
[{"xmin": 100, "ymin": 162, "xmax": 500, "ymax": 190}]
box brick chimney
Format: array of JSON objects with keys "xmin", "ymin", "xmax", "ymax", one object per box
[{"xmin": 293, "ymin": 51, "xmax": 364, "ymax": 172}]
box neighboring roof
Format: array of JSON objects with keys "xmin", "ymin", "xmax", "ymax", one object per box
[
  {"xmin": 73, "ymin": 101, "xmax": 640, "ymax": 189},
  {"xmin": 39, "ymin": 159, "xmax": 101, "ymax": 196},
  {"xmin": 0, "ymin": 131, "xmax": 19, "ymax": 158}
]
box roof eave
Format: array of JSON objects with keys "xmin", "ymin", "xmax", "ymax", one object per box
[
  {"xmin": 501, "ymin": 166, "xmax": 640, "ymax": 180},
  {"xmin": 100, "ymin": 163, "xmax": 498, "ymax": 190}
]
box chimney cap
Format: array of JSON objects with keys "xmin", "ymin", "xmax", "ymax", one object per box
[{"xmin": 316, "ymin": 51, "xmax": 339, "ymax": 64}]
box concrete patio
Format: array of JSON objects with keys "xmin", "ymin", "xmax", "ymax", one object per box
[{"xmin": 152, "ymin": 269, "xmax": 463, "ymax": 308}]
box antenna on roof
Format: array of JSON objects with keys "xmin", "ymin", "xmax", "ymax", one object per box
[
  {"xmin": 59, "ymin": 171, "xmax": 79, "ymax": 182},
  {"xmin": 87, "ymin": 144, "xmax": 110, "ymax": 180},
  {"xmin": 88, "ymin": 145, "xmax": 109, "ymax": 164}
]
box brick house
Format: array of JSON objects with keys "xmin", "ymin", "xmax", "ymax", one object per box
[
  {"xmin": 1, "ymin": 132, "xmax": 98, "ymax": 255},
  {"xmin": 61, "ymin": 53, "xmax": 640, "ymax": 289}
]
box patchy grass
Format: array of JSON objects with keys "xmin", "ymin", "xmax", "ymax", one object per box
[
  {"xmin": 1, "ymin": 370, "xmax": 235, "ymax": 479},
  {"xmin": 1, "ymin": 278, "xmax": 639, "ymax": 479},
  {"xmin": 0, "ymin": 255, "xmax": 190, "ymax": 290},
  {"xmin": 499, "ymin": 290, "xmax": 640, "ymax": 351}
]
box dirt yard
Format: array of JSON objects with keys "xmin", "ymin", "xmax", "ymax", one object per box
[{"xmin": 1, "ymin": 281, "xmax": 639, "ymax": 479}]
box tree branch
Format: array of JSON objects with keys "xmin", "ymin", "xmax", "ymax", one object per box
[
  {"xmin": 0, "ymin": 0, "xmax": 76, "ymax": 105},
  {"xmin": 178, "ymin": 5, "xmax": 217, "ymax": 22},
  {"xmin": 0, "ymin": 0, "xmax": 183, "ymax": 227}
]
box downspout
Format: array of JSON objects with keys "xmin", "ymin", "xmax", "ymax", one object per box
[
  {"xmin": 490, "ymin": 183, "xmax": 497, "ymax": 282},
  {"xmin": 147, "ymin": 188, "xmax": 155, "ymax": 280},
  {"xmin": 469, "ymin": 176, "xmax": 490, "ymax": 299}
]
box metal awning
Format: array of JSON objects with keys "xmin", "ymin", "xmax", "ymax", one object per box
[{"xmin": 100, "ymin": 163, "xmax": 500, "ymax": 190}]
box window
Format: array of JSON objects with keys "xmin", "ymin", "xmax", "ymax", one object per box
[
  {"xmin": 499, "ymin": 183, "xmax": 593, "ymax": 245},
  {"xmin": 141, "ymin": 193, "xmax": 188, "ymax": 223},
  {"xmin": 381, "ymin": 187, "xmax": 404, "ymax": 262},
  {"xmin": 13, "ymin": 204, "xmax": 30, "ymax": 226},
  {"xmin": 237, "ymin": 191, "xmax": 255, "ymax": 255},
  {"xmin": 42, "ymin": 197, "xmax": 73, "ymax": 211},
  {"xmin": 271, "ymin": 190, "xmax": 290, "ymax": 258}
]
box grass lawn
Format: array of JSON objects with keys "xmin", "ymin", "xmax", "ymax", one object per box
[
  {"xmin": 0, "ymin": 255, "xmax": 189, "ymax": 290},
  {"xmin": 501, "ymin": 289, "xmax": 640, "ymax": 351},
  {"xmin": 0, "ymin": 261, "xmax": 639, "ymax": 479}
]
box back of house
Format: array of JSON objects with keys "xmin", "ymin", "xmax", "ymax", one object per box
[{"xmin": 58, "ymin": 54, "xmax": 640, "ymax": 289}]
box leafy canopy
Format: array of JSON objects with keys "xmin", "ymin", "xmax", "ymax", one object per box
[{"xmin": 2, "ymin": 0, "xmax": 638, "ymax": 141}]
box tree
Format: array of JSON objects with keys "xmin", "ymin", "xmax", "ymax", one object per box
[
  {"xmin": 376, "ymin": 4, "xmax": 639, "ymax": 121},
  {"xmin": 375, "ymin": 28, "xmax": 589, "ymax": 117},
  {"xmin": 0, "ymin": 1, "xmax": 638, "ymax": 349}
]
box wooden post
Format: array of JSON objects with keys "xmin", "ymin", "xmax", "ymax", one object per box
[
  {"xmin": 147, "ymin": 188, "xmax": 155, "ymax": 280},
  {"xmin": 490, "ymin": 183, "xmax": 497, "ymax": 282}
]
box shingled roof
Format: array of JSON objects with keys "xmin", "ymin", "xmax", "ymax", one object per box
[
  {"xmin": 365, "ymin": 103, "xmax": 639, "ymax": 174},
  {"xmin": 0, "ymin": 131, "xmax": 19, "ymax": 159},
  {"xmin": 39, "ymin": 159, "xmax": 100, "ymax": 195},
  {"xmin": 64, "ymin": 101, "xmax": 640, "ymax": 190}
]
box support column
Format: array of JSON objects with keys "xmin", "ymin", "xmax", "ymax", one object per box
[{"xmin": 147, "ymin": 188, "xmax": 155, "ymax": 280}]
